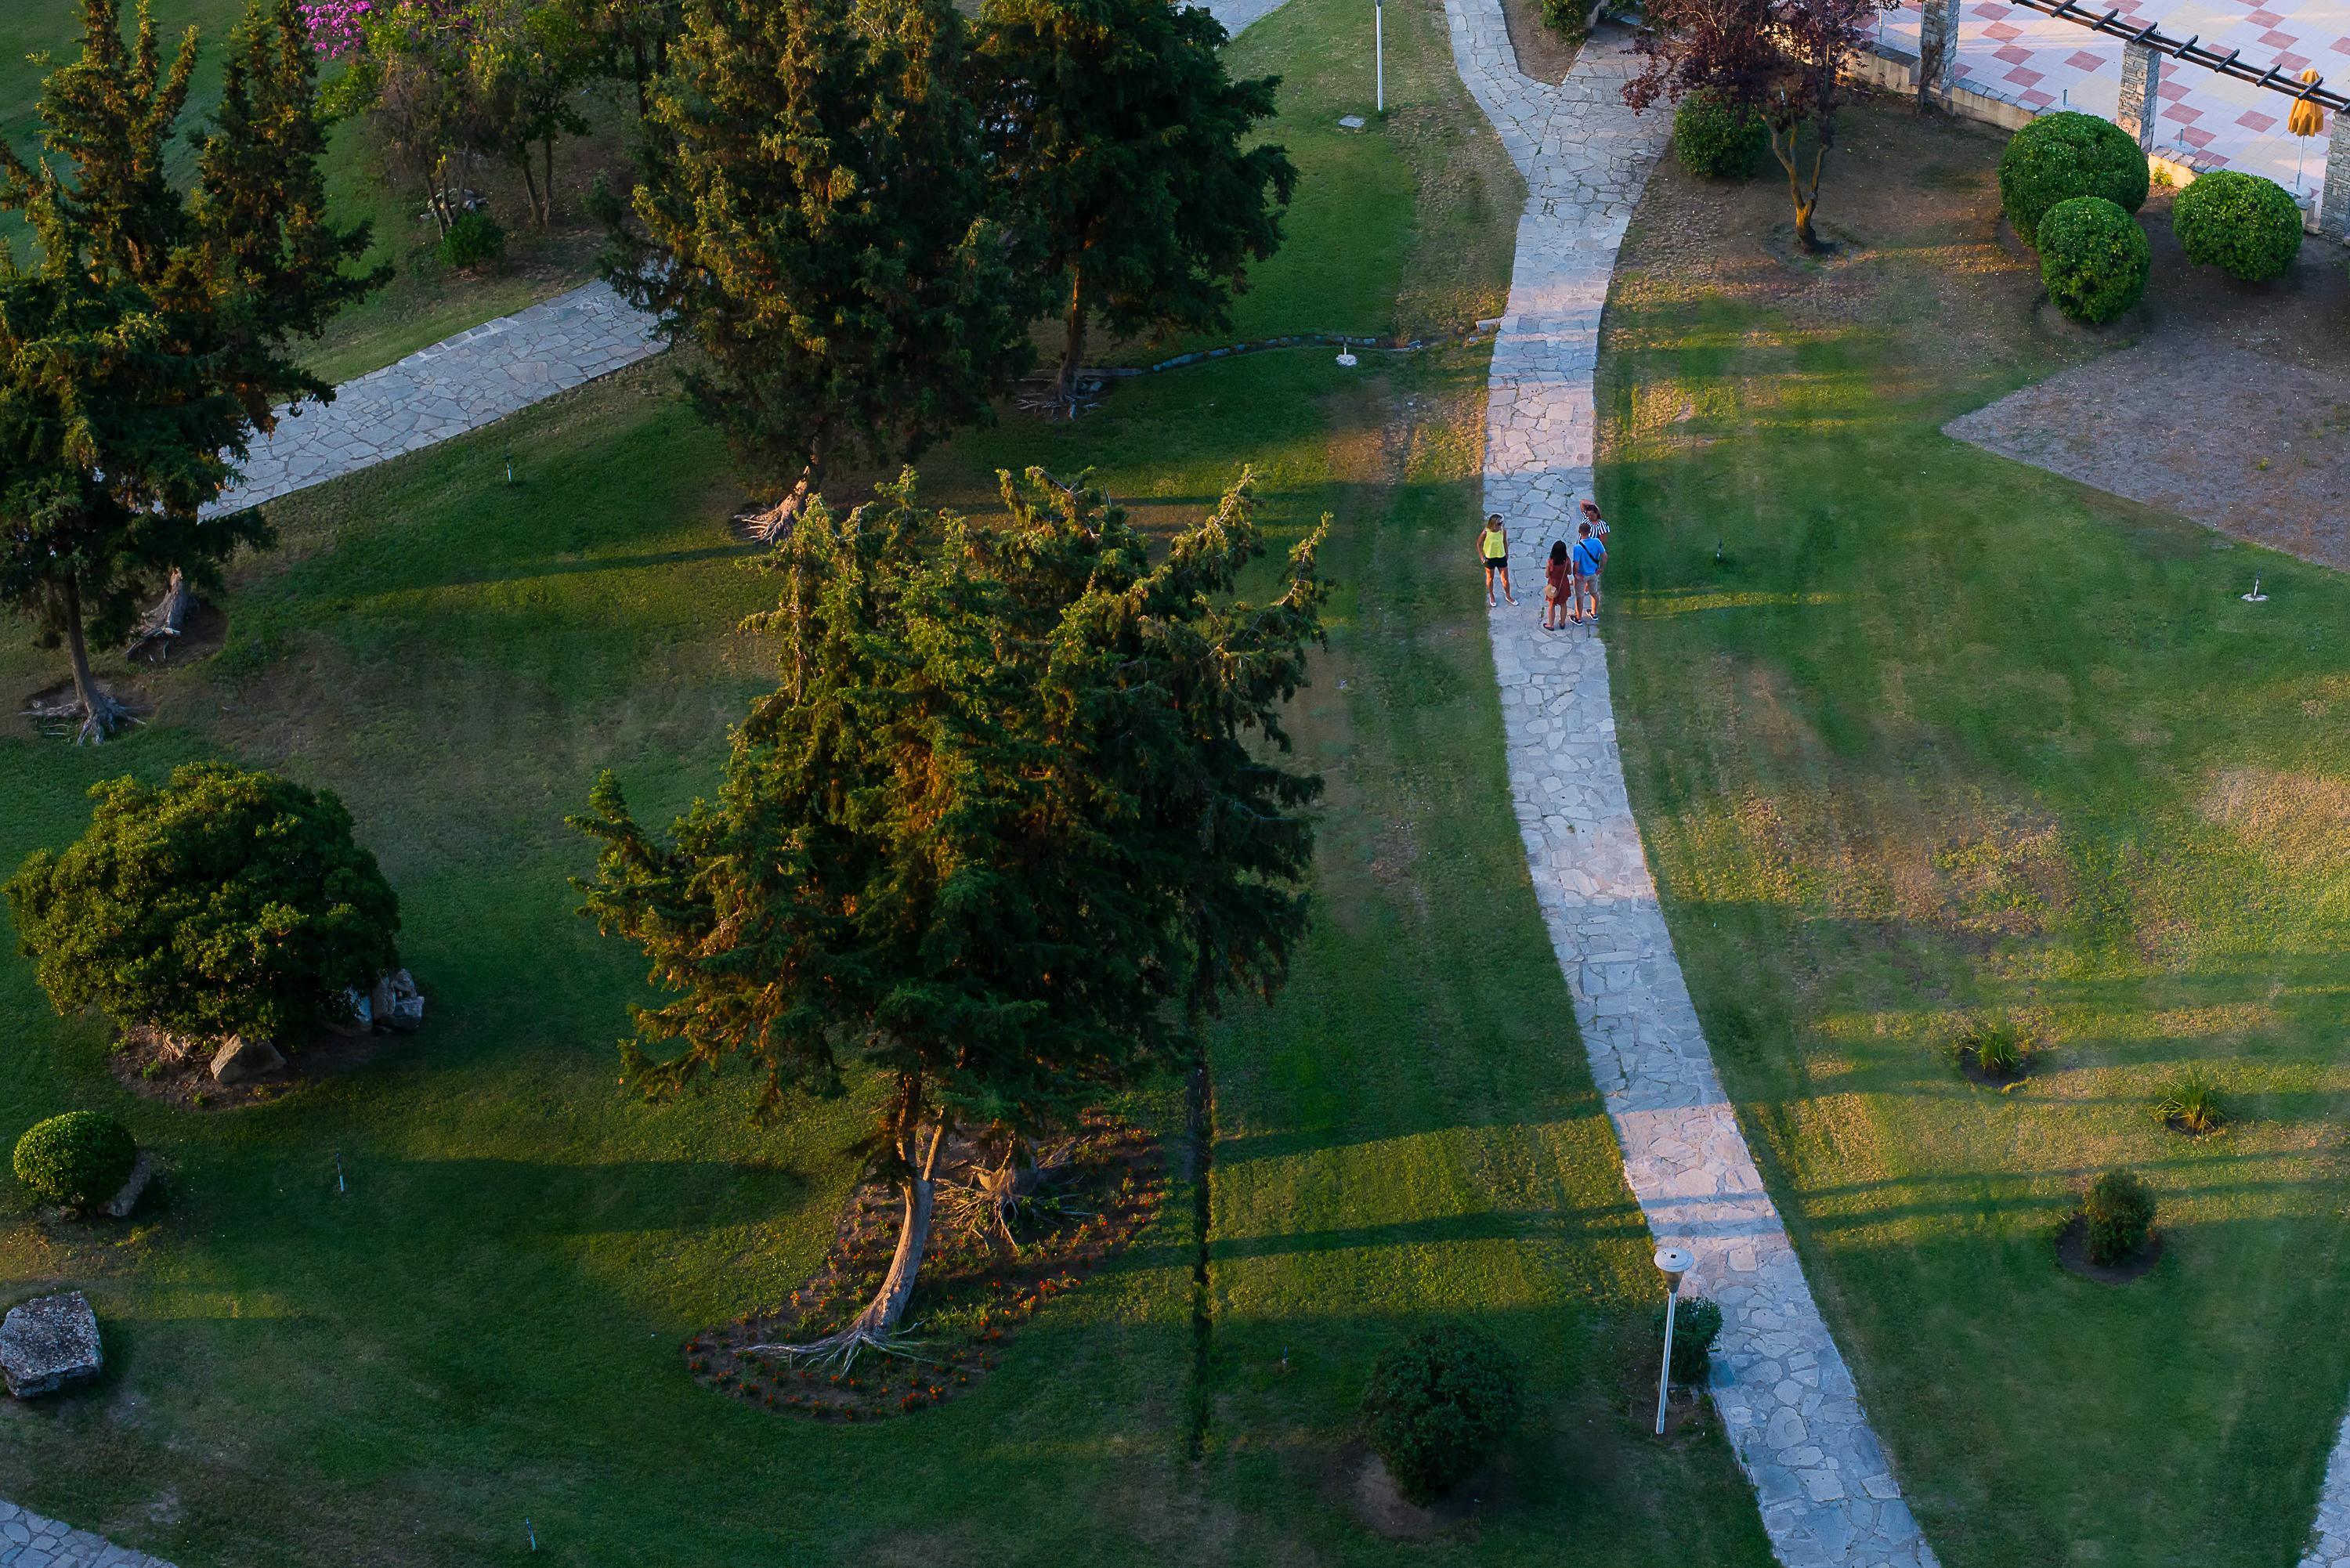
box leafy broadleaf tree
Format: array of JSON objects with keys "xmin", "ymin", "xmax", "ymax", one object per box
[
  {"xmin": 568, "ymin": 0, "xmax": 683, "ymax": 116},
  {"xmin": 1625, "ymin": 0, "xmax": 1891, "ymax": 251},
  {"xmin": 572, "ymin": 468, "xmax": 1329, "ymax": 1360},
  {"xmin": 468, "ymin": 0, "xmax": 596, "ymax": 228},
  {"xmin": 6, "ymin": 763, "xmax": 402, "ymax": 1045},
  {"xmin": 978, "ymin": 0, "xmax": 1296, "ymax": 411},
  {"xmin": 0, "ymin": 0, "xmax": 381, "ymax": 739},
  {"xmin": 604, "ymin": 0, "xmax": 1032, "ymax": 542}
]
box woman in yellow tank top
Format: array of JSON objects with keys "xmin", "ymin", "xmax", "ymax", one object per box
[{"xmin": 1474, "ymin": 513, "xmax": 1515, "ymax": 607}]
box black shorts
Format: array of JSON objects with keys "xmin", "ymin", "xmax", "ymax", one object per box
[{"xmin": 1483, "ymin": 555, "xmax": 1507, "ymax": 570}]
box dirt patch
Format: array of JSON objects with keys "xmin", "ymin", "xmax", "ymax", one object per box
[
  {"xmin": 685, "ymin": 1111, "xmax": 1164, "ymax": 1422},
  {"xmin": 2054, "ymin": 1215, "xmax": 2163, "ymax": 1284},
  {"xmin": 129, "ymin": 600, "xmax": 229, "ymax": 668},
  {"xmin": 2196, "ymin": 766, "xmax": 2350, "ymax": 879},
  {"xmin": 110, "ymin": 1021, "xmax": 416, "ymax": 1111},
  {"xmin": 1496, "ymin": 0, "xmax": 1580, "ymax": 84},
  {"xmin": 1347, "ymin": 1446, "xmax": 1492, "ymax": 1539}
]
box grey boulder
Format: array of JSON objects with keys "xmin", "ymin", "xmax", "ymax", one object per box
[
  {"xmin": 210, "ymin": 1034, "xmax": 284, "ymax": 1084},
  {"xmin": 371, "ymin": 969, "xmax": 426, "ymax": 1033},
  {"xmin": 0, "ymin": 1292, "xmax": 102, "ymax": 1397}
]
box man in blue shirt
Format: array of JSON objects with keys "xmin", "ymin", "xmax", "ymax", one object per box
[{"xmin": 1571, "ymin": 521, "xmax": 1606, "ymax": 624}]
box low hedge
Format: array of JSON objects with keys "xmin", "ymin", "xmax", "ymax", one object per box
[
  {"xmin": 2084, "ymin": 1168, "xmax": 2156, "ymax": 1265},
  {"xmin": 1674, "ymin": 91, "xmax": 1766, "ymax": 180},
  {"xmin": 1998, "ymin": 111, "xmax": 2149, "ymax": 246},
  {"xmin": 13, "ymin": 1112, "xmax": 137, "ymax": 1211},
  {"xmin": 2037, "ymin": 196, "xmax": 2149, "ymax": 323},
  {"xmin": 2172, "ymin": 169, "xmax": 2302, "ymax": 280}
]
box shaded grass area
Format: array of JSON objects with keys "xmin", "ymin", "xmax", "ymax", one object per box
[{"xmin": 1600, "ymin": 102, "xmax": 2350, "ymax": 1568}]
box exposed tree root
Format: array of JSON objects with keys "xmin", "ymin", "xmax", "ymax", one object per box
[{"xmin": 23, "ymin": 688, "xmax": 141, "ymax": 744}]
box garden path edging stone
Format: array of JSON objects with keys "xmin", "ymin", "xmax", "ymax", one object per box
[{"xmin": 1441, "ymin": 16, "xmax": 1940, "ymax": 1567}]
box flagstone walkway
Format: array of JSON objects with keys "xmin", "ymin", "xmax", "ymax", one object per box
[
  {"xmin": 1441, "ymin": 16, "xmax": 1939, "ymax": 1566},
  {"xmin": 205, "ymin": 280, "xmax": 661, "ymax": 518},
  {"xmin": 0, "ymin": 1500, "xmax": 172, "ymax": 1568}
]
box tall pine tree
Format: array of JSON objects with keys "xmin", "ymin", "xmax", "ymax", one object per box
[
  {"xmin": 978, "ymin": 0, "xmax": 1295, "ymax": 412},
  {"xmin": 573, "ymin": 468, "xmax": 1328, "ymax": 1360},
  {"xmin": 0, "ymin": 0, "xmax": 381, "ymax": 739},
  {"xmin": 605, "ymin": 0, "xmax": 1032, "ymax": 541}
]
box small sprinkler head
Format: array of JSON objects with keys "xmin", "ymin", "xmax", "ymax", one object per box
[
  {"xmin": 2242, "ymin": 575, "xmax": 2269, "ymax": 604},
  {"xmin": 505, "ymin": 449, "xmax": 515, "ymax": 486}
]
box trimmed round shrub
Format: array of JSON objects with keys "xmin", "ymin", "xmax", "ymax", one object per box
[
  {"xmin": 1673, "ymin": 91, "xmax": 1766, "ymax": 180},
  {"xmin": 2172, "ymin": 168, "xmax": 2303, "ymax": 281},
  {"xmin": 2036, "ymin": 196, "xmax": 2149, "ymax": 323},
  {"xmin": 1998, "ymin": 111, "xmax": 2149, "ymax": 247},
  {"xmin": 1653, "ymin": 1295, "xmax": 1724, "ymax": 1383},
  {"xmin": 2082, "ymin": 1168, "xmax": 2155, "ymax": 1265},
  {"xmin": 439, "ymin": 210, "xmax": 507, "ymax": 270},
  {"xmin": 14, "ymin": 1112, "xmax": 137, "ymax": 1210},
  {"xmin": 5, "ymin": 764, "xmax": 401, "ymax": 1046},
  {"xmin": 1362, "ymin": 1324, "xmax": 1526, "ymax": 1505}
]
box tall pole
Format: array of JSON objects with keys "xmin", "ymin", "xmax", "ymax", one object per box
[
  {"xmin": 1654, "ymin": 1291, "xmax": 1678, "ymax": 1436},
  {"xmin": 1652, "ymin": 1246, "xmax": 1692, "ymax": 1438},
  {"xmin": 1376, "ymin": 0, "xmax": 1384, "ymax": 114}
]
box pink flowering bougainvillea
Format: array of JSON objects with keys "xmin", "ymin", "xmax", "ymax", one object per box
[{"xmin": 299, "ymin": 0, "xmax": 375, "ymax": 58}]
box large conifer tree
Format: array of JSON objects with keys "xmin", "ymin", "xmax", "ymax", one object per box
[
  {"xmin": 573, "ymin": 469, "xmax": 1328, "ymax": 1360},
  {"xmin": 606, "ymin": 0, "xmax": 1032, "ymax": 541},
  {"xmin": 978, "ymin": 0, "xmax": 1295, "ymax": 412},
  {"xmin": 0, "ymin": 0, "xmax": 380, "ymax": 739}
]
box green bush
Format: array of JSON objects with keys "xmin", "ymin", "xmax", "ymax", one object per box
[
  {"xmin": 13, "ymin": 1112, "xmax": 137, "ymax": 1210},
  {"xmin": 438, "ymin": 210, "xmax": 507, "ymax": 270},
  {"xmin": 2172, "ymin": 169, "xmax": 2302, "ymax": 281},
  {"xmin": 1362, "ymin": 1324, "xmax": 1526, "ymax": 1505},
  {"xmin": 1539, "ymin": 0, "xmax": 1586, "ymax": 38},
  {"xmin": 2082, "ymin": 1168, "xmax": 2155, "ymax": 1265},
  {"xmin": 1652, "ymin": 1295, "xmax": 1724, "ymax": 1383},
  {"xmin": 5, "ymin": 764, "xmax": 401, "ymax": 1046},
  {"xmin": 1674, "ymin": 91, "xmax": 1766, "ymax": 180},
  {"xmin": 2035, "ymin": 196, "xmax": 2149, "ymax": 323},
  {"xmin": 1998, "ymin": 111, "xmax": 2149, "ymax": 247}
]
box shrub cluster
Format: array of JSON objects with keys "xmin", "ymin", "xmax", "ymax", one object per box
[
  {"xmin": 5, "ymin": 764, "xmax": 402, "ymax": 1046},
  {"xmin": 439, "ymin": 210, "xmax": 507, "ymax": 271},
  {"xmin": 1998, "ymin": 111, "xmax": 2149, "ymax": 247},
  {"xmin": 13, "ymin": 1112, "xmax": 137, "ymax": 1211},
  {"xmin": 2082, "ymin": 1168, "xmax": 2155, "ymax": 1265},
  {"xmin": 2172, "ymin": 169, "xmax": 2302, "ymax": 281},
  {"xmin": 1362, "ymin": 1324, "xmax": 1527, "ymax": 1505},
  {"xmin": 2037, "ymin": 197, "xmax": 2149, "ymax": 323},
  {"xmin": 1673, "ymin": 91, "xmax": 1766, "ymax": 180},
  {"xmin": 1654, "ymin": 1295, "xmax": 1724, "ymax": 1383}
]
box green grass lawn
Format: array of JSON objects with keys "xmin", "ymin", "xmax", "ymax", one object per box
[
  {"xmin": 0, "ymin": 0, "xmax": 1777, "ymax": 1561},
  {"xmin": 1600, "ymin": 104, "xmax": 2350, "ymax": 1568}
]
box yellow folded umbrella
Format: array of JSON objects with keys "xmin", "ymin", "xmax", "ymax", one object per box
[{"xmin": 2290, "ymin": 68, "xmax": 2325, "ymax": 139}]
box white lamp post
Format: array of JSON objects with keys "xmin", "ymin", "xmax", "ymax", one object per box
[
  {"xmin": 1653, "ymin": 1245, "xmax": 1694, "ymax": 1436},
  {"xmin": 1375, "ymin": 0, "xmax": 1385, "ymax": 114}
]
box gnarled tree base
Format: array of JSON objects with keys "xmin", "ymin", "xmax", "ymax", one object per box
[{"xmin": 22, "ymin": 685, "xmax": 140, "ymax": 745}]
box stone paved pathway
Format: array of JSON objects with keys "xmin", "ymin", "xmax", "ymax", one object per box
[
  {"xmin": 2306, "ymin": 1436, "xmax": 2350, "ymax": 1567},
  {"xmin": 205, "ymin": 280, "xmax": 661, "ymax": 518},
  {"xmin": 0, "ymin": 1500, "xmax": 172, "ymax": 1567},
  {"xmin": 1441, "ymin": 15, "xmax": 1939, "ymax": 1566}
]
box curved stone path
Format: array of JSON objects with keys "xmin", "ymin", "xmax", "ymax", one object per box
[
  {"xmin": 0, "ymin": 1500, "xmax": 172, "ymax": 1568},
  {"xmin": 204, "ymin": 281, "xmax": 661, "ymax": 518},
  {"xmin": 1441, "ymin": 16, "xmax": 1939, "ymax": 1568}
]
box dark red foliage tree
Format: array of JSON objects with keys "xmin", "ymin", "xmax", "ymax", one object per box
[{"xmin": 1625, "ymin": 0, "xmax": 1893, "ymax": 250}]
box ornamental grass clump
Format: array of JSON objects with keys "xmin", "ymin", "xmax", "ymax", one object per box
[
  {"xmin": 2172, "ymin": 169, "xmax": 2303, "ymax": 281},
  {"xmin": 1673, "ymin": 91, "xmax": 1766, "ymax": 180},
  {"xmin": 2081, "ymin": 1168, "xmax": 2156, "ymax": 1266},
  {"xmin": 1998, "ymin": 111, "xmax": 2149, "ymax": 247},
  {"xmin": 2036, "ymin": 197, "xmax": 2149, "ymax": 323},
  {"xmin": 1361, "ymin": 1324, "xmax": 1527, "ymax": 1505},
  {"xmin": 1956, "ymin": 1017, "xmax": 2028, "ymax": 1078},
  {"xmin": 13, "ymin": 1112, "xmax": 138, "ymax": 1211},
  {"xmin": 2155, "ymin": 1071, "xmax": 2226, "ymax": 1135}
]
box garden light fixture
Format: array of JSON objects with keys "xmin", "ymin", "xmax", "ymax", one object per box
[{"xmin": 1654, "ymin": 1245, "xmax": 1693, "ymax": 1436}]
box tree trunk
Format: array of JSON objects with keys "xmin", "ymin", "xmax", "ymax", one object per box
[
  {"xmin": 630, "ymin": 38, "xmax": 649, "ymax": 117},
  {"xmin": 1055, "ymin": 269, "xmax": 1087, "ymax": 418},
  {"xmin": 845, "ymin": 1119, "xmax": 950, "ymax": 1339},
  {"xmin": 125, "ymin": 567, "xmax": 191, "ymax": 656},
  {"xmin": 1770, "ymin": 125, "xmax": 1825, "ymax": 253},
  {"xmin": 742, "ymin": 444, "xmax": 823, "ymax": 544},
  {"xmin": 541, "ymin": 134, "xmax": 557, "ymax": 226},
  {"xmin": 518, "ymin": 157, "xmax": 544, "ymax": 232},
  {"xmin": 60, "ymin": 576, "xmax": 128, "ymax": 744}
]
